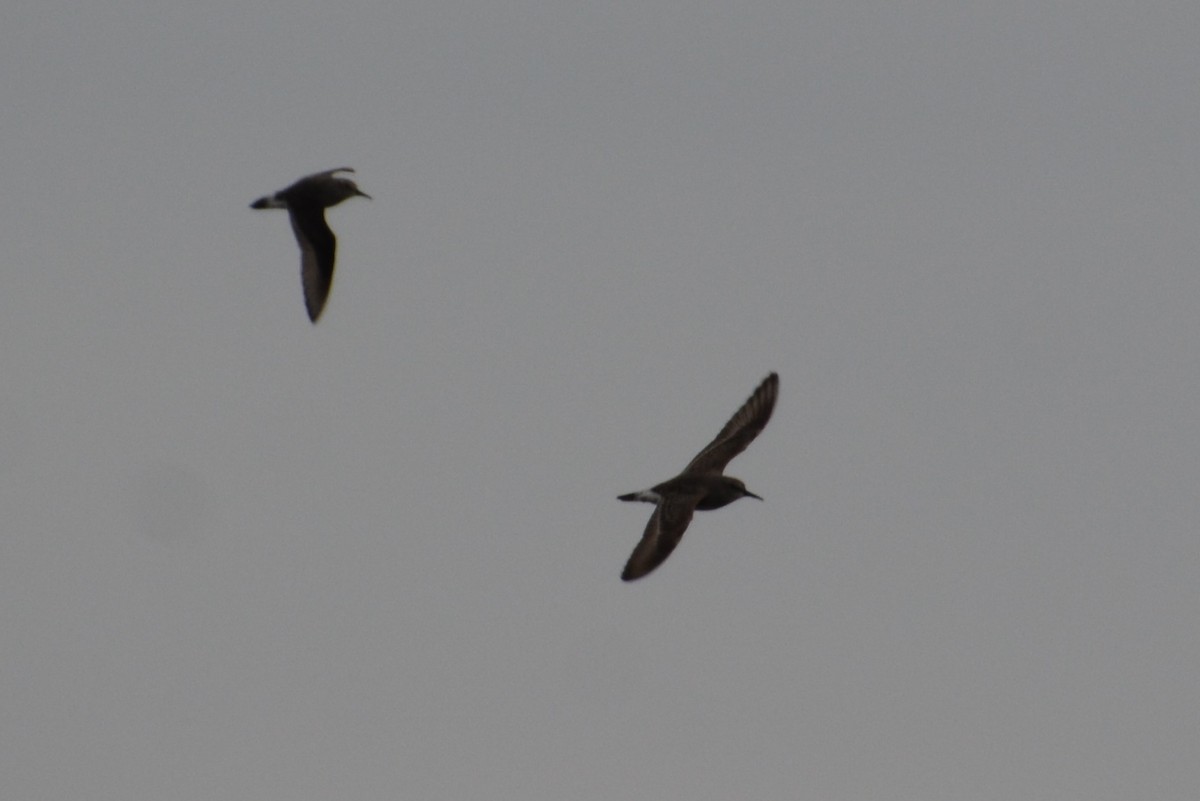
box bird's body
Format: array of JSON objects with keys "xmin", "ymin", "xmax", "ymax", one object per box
[
  {"xmin": 618, "ymin": 372, "xmax": 778, "ymax": 581},
  {"xmin": 250, "ymin": 167, "xmax": 370, "ymax": 323},
  {"xmin": 619, "ymin": 475, "xmax": 757, "ymax": 510}
]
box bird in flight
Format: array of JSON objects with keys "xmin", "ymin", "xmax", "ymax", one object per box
[
  {"xmin": 250, "ymin": 167, "xmax": 371, "ymax": 323},
  {"xmin": 618, "ymin": 372, "xmax": 779, "ymax": 581}
]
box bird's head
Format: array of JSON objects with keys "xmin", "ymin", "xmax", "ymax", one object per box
[{"xmin": 728, "ymin": 477, "xmax": 762, "ymax": 501}]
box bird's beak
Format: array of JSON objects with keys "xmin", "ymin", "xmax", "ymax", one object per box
[
  {"xmin": 357, "ymin": 189, "xmax": 372, "ymax": 200},
  {"xmin": 744, "ymin": 489, "xmax": 763, "ymax": 501}
]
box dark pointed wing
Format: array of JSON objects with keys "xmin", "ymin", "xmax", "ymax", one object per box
[
  {"xmin": 682, "ymin": 372, "xmax": 778, "ymax": 475},
  {"xmin": 621, "ymin": 494, "xmax": 701, "ymax": 581},
  {"xmin": 288, "ymin": 207, "xmax": 336, "ymax": 323}
]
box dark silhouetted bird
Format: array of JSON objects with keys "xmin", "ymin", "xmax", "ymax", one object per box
[
  {"xmin": 251, "ymin": 167, "xmax": 370, "ymax": 323},
  {"xmin": 618, "ymin": 372, "xmax": 778, "ymax": 581}
]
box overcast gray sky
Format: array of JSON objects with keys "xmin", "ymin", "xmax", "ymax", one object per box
[{"xmin": 3, "ymin": 2, "xmax": 1199, "ymax": 799}]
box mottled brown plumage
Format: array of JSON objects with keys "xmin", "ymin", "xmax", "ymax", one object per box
[
  {"xmin": 251, "ymin": 168, "xmax": 371, "ymax": 323},
  {"xmin": 618, "ymin": 372, "xmax": 778, "ymax": 581}
]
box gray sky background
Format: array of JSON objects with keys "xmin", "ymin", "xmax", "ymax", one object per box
[{"xmin": 3, "ymin": 2, "xmax": 1199, "ymax": 799}]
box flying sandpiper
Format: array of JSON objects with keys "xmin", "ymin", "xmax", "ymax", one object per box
[
  {"xmin": 251, "ymin": 167, "xmax": 371, "ymax": 323},
  {"xmin": 618, "ymin": 372, "xmax": 779, "ymax": 581}
]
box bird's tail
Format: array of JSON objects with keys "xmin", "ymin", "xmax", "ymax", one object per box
[{"xmin": 250, "ymin": 194, "xmax": 286, "ymax": 210}]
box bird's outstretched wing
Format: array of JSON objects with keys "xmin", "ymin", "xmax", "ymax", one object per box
[
  {"xmin": 682, "ymin": 372, "xmax": 778, "ymax": 475},
  {"xmin": 621, "ymin": 493, "xmax": 702, "ymax": 581},
  {"xmin": 288, "ymin": 207, "xmax": 336, "ymax": 323}
]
